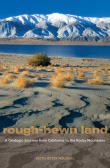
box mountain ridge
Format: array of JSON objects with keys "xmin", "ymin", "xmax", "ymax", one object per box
[{"xmin": 0, "ymin": 13, "xmax": 110, "ymax": 41}]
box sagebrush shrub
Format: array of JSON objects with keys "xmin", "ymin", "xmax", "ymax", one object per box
[
  {"xmin": 27, "ymin": 53, "xmax": 51, "ymax": 66},
  {"xmin": 14, "ymin": 76, "xmax": 35, "ymax": 88}
]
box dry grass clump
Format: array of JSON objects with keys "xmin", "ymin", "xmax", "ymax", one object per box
[
  {"xmin": 64, "ymin": 72, "xmax": 74, "ymax": 81},
  {"xmin": 21, "ymin": 70, "xmax": 31, "ymax": 76},
  {"xmin": 14, "ymin": 66, "xmax": 21, "ymax": 73},
  {"xmin": 65, "ymin": 82, "xmax": 73, "ymax": 87},
  {"xmin": 0, "ymin": 68, "xmax": 3, "ymax": 73},
  {"xmin": 93, "ymin": 69, "xmax": 99, "ymax": 77},
  {"xmin": 0, "ymin": 73, "xmax": 16, "ymax": 85},
  {"xmin": 14, "ymin": 76, "xmax": 35, "ymax": 88},
  {"xmin": 21, "ymin": 71, "xmax": 40, "ymax": 79},
  {"xmin": 55, "ymin": 67, "xmax": 63, "ymax": 73},
  {"xmin": 69, "ymin": 67, "xmax": 74, "ymax": 71},
  {"xmin": 88, "ymin": 76, "xmax": 104, "ymax": 85},
  {"xmin": 50, "ymin": 71, "xmax": 74, "ymax": 88},
  {"xmin": 78, "ymin": 73, "xmax": 85, "ymax": 79},
  {"xmin": 36, "ymin": 65, "xmax": 54, "ymax": 72},
  {"xmin": 21, "ymin": 71, "xmax": 30, "ymax": 76},
  {"xmin": 77, "ymin": 71, "xmax": 85, "ymax": 79},
  {"xmin": 25, "ymin": 65, "xmax": 33, "ymax": 70},
  {"xmin": 30, "ymin": 73, "xmax": 39, "ymax": 79},
  {"xmin": 39, "ymin": 73, "xmax": 47, "ymax": 78},
  {"xmin": 0, "ymin": 65, "xmax": 5, "ymax": 72},
  {"xmin": 21, "ymin": 71, "xmax": 34, "ymax": 77},
  {"xmin": 46, "ymin": 66, "xmax": 54, "ymax": 72},
  {"xmin": 57, "ymin": 67, "xmax": 65, "ymax": 72},
  {"xmin": 50, "ymin": 73, "xmax": 65, "ymax": 88},
  {"xmin": 73, "ymin": 68, "xmax": 77, "ymax": 72},
  {"xmin": 65, "ymin": 67, "xmax": 74, "ymax": 71},
  {"xmin": 9, "ymin": 66, "xmax": 22, "ymax": 73},
  {"xmin": 3, "ymin": 74, "xmax": 16, "ymax": 80},
  {"xmin": 2, "ymin": 65, "xmax": 9, "ymax": 70},
  {"xmin": 0, "ymin": 78, "xmax": 10, "ymax": 85},
  {"xmin": 36, "ymin": 66, "xmax": 45, "ymax": 71},
  {"xmin": 101, "ymin": 69, "xmax": 108, "ymax": 75}
]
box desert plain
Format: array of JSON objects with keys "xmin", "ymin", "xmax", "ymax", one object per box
[{"xmin": 0, "ymin": 53, "xmax": 110, "ymax": 168}]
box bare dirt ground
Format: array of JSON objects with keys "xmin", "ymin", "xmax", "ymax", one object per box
[
  {"xmin": 0, "ymin": 39, "xmax": 110, "ymax": 45},
  {"xmin": 0, "ymin": 53, "xmax": 110, "ymax": 168}
]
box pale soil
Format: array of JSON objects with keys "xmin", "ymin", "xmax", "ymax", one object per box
[
  {"xmin": 0, "ymin": 39, "xmax": 110, "ymax": 45},
  {"xmin": 0, "ymin": 53, "xmax": 110, "ymax": 168}
]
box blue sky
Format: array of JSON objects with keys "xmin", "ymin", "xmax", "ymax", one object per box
[{"xmin": 1, "ymin": 0, "xmax": 110, "ymax": 19}]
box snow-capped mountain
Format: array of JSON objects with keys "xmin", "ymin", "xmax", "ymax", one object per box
[{"xmin": 0, "ymin": 13, "xmax": 110, "ymax": 41}]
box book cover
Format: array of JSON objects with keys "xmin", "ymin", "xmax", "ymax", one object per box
[{"xmin": 0, "ymin": 0, "xmax": 110, "ymax": 168}]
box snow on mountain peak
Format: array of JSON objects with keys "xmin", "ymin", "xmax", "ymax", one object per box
[{"xmin": 0, "ymin": 13, "xmax": 110, "ymax": 41}]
